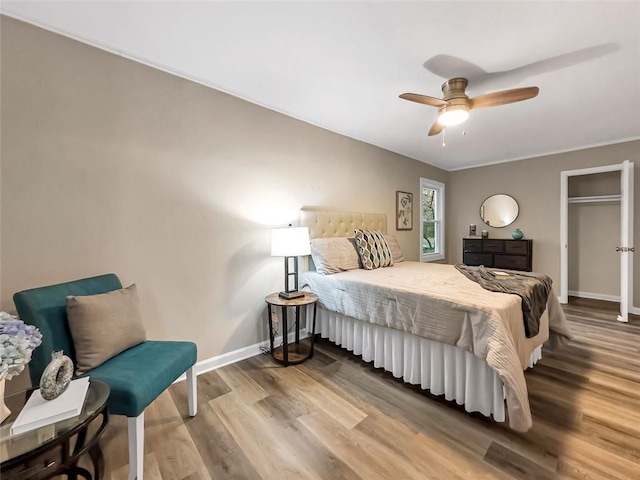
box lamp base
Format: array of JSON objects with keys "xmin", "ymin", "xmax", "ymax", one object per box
[{"xmin": 279, "ymin": 290, "xmax": 305, "ymax": 300}]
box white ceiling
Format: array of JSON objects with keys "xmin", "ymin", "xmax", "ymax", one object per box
[{"xmin": 3, "ymin": 1, "xmax": 640, "ymax": 171}]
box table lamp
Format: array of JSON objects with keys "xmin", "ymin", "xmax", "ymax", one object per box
[{"xmin": 271, "ymin": 225, "xmax": 311, "ymax": 299}]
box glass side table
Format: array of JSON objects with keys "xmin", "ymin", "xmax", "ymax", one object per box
[{"xmin": 0, "ymin": 379, "xmax": 109, "ymax": 480}]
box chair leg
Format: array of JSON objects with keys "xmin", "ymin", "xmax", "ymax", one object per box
[
  {"xmin": 186, "ymin": 366, "xmax": 197, "ymax": 416},
  {"xmin": 127, "ymin": 413, "xmax": 144, "ymax": 480}
]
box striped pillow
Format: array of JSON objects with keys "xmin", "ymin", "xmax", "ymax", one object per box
[{"xmin": 354, "ymin": 229, "xmax": 394, "ymax": 270}]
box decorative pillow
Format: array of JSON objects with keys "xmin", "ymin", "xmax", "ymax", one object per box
[
  {"xmin": 67, "ymin": 284, "xmax": 147, "ymax": 375},
  {"xmin": 310, "ymin": 237, "xmax": 360, "ymax": 275},
  {"xmin": 354, "ymin": 229, "xmax": 394, "ymax": 270},
  {"xmin": 384, "ymin": 235, "xmax": 404, "ymax": 262}
]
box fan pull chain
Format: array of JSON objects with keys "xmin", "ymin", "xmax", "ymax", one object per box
[{"xmin": 442, "ymin": 128, "xmax": 446, "ymax": 147}]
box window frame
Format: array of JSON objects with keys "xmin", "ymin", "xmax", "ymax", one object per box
[{"xmin": 420, "ymin": 177, "xmax": 445, "ymax": 262}]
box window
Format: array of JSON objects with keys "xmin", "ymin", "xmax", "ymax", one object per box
[{"xmin": 420, "ymin": 178, "xmax": 445, "ymax": 262}]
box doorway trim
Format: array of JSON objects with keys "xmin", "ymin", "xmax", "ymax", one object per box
[{"xmin": 560, "ymin": 161, "xmax": 636, "ymax": 318}]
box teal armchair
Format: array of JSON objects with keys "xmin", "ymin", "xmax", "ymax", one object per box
[{"xmin": 13, "ymin": 274, "xmax": 198, "ymax": 480}]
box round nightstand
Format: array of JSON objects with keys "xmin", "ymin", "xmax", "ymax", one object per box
[{"xmin": 265, "ymin": 292, "xmax": 319, "ymax": 366}]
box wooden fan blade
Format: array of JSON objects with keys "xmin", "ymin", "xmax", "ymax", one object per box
[
  {"xmin": 428, "ymin": 120, "xmax": 444, "ymax": 136},
  {"xmin": 400, "ymin": 93, "xmax": 448, "ymax": 108},
  {"xmin": 469, "ymin": 86, "xmax": 539, "ymax": 110}
]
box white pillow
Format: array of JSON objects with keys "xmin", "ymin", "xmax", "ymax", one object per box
[
  {"xmin": 310, "ymin": 237, "xmax": 360, "ymax": 275},
  {"xmin": 384, "ymin": 235, "xmax": 404, "ymax": 262}
]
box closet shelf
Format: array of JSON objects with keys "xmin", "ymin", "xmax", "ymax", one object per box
[{"xmin": 568, "ymin": 194, "xmax": 621, "ymax": 204}]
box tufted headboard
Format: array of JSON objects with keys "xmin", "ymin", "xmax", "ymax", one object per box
[{"xmin": 300, "ymin": 207, "xmax": 387, "ymax": 239}]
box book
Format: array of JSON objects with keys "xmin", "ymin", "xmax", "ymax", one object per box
[
  {"xmin": 493, "ymin": 271, "xmax": 515, "ymax": 279},
  {"xmin": 10, "ymin": 377, "xmax": 90, "ymax": 436}
]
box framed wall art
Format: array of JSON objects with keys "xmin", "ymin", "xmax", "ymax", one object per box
[{"xmin": 396, "ymin": 191, "xmax": 413, "ymax": 230}]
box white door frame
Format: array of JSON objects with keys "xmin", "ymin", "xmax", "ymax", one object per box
[
  {"xmin": 620, "ymin": 161, "xmax": 635, "ymax": 320},
  {"xmin": 560, "ymin": 161, "xmax": 635, "ymax": 320}
]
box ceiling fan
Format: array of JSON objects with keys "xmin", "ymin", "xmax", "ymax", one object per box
[{"xmin": 399, "ymin": 78, "xmax": 539, "ymax": 136}]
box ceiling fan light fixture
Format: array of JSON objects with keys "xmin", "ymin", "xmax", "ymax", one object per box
[
  {"xmin": 437, "ymin": 105, "xmax": 469, "ymax": 126},
  {"xmin": 400, "ymin": 76, "xmax": 538, "ymax": 137}
]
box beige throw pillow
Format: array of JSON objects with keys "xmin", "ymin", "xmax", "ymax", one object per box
[
  {"xmin": 67, "ymin": 284, "xmax": 147, "ymax": 375},
  {"xmin": 310, "ymin": 237, "xmax": 360, "ymax": 274},
  {"xmin": 384, "ymin": 235, "xmax": 404, "ymax": 262}
]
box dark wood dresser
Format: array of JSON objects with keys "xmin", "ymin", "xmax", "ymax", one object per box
[{"xmin": 462, "ymin": 238, "xmax": 532, "ymax": 272}]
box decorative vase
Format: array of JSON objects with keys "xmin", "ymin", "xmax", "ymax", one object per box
[
  {"xmin": 512, "ymin": 228, "xmax": 524, "ymax": 240},
  {"xmin": 40, "ymin": 350, "xmax": 74, "ymax": 401},
  {"xmin": 0, "ymin": 378, "xmax": 10, "ymax": 423}
]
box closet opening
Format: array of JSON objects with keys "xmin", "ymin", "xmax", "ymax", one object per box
[
  {"xmin": 567, "ymin": 171, "xmax": 621, "ymax": 305},
  {"xmin": 560, "ymin": 161, "xmax": 635, "ymax": 322}
]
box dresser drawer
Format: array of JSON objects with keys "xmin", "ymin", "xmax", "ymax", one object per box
[
  {"xmin": 482, "ymin": 240, "xmax": 505, "ymax": 252},
  {"xmin": 461, "ymin": 237, "xmax": 532, "ymax": 273},
  {"xmin": 505, "ymin": 241, "xmax": 529, "ymax": 254},
  {"xmin": 463, "ymin": 239, "xmax": 482, "ymax": 252},
  {"xmin": 494, "ymin": 254, "xmax": 529, "ymax": 271},
  {"xmin": 463, "ymin": 253, "xmax": 493, "ymax": 267},
  {"xmin": 4, "ymin": 441, "xmax": 63, "ymax": 480}
]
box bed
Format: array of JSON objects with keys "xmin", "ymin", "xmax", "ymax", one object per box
[{"xmin": 298, "ymin": 208, "xmax": 572, "ymax": 431}]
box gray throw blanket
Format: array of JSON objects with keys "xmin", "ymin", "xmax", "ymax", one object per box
[{"xmin": 455, "ymin": 264, "xmax": 552, "ymax": 338}]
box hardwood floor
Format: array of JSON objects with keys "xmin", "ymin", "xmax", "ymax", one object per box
[{"xmin": 95, "ymin": 298, "xmax": 640, "ymax": 479}]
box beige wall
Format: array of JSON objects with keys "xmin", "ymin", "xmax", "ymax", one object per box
[
  {"xmin": 0, "ymin": 17, "xmax": 446, "ymax": 365},
  {"xmin": 447, "ymin": 140, "xmax": 640, "ymax": 306},
  {"xmin": 567, "ymin": 172, "xmax": 621, "ymax": 298},
  {"xmin": 568, "ymin": 203, "xmax": 620, "ymax": 297},
  {"xmin": 3, "ymin": 14, "xmax": 638, "ymax": 389}
]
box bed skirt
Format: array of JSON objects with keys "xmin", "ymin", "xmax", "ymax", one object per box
[{"xmin": 317, "ymin": 307, "xmax": 542, "ymax": 423}]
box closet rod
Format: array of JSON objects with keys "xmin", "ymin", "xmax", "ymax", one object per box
[{"xmin": 568, "ymin": 194, "xmax": 621, "ymax": 204}]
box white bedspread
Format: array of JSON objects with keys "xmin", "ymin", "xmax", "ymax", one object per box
[{"xmin": 300, "ymin": 261, "xmax": 572, "ymax": 431}]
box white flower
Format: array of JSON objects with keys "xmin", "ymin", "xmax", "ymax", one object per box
[
  {"xmin": 0, "ymin": 311, "xmax": 42, "ymax": 381},
  {"xmin": 0, "ymin": 311, "xmax": 18, "ymax": 323}
]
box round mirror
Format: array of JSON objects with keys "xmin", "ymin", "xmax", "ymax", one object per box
[{"xmin": 480, "ymin": 194, "xmax": 519, "ymax": 228}]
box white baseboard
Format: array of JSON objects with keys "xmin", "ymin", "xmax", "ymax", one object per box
[
  {"xmin": 175, "ymin": 286, "xmax": 640, "ymax": 384},
  {"xmin": 567, "ymin": 290, "xmax": 640, "ymax": 315},
  {"xmin": 173, "ymin": 329, "xmax": 310, "ymax": 384},
  {"xmin": 568, "ymin": 290, "xmax": 620, "ymax": 303}
]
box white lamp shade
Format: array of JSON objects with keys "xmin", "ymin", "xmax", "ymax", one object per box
[
  {"xmin": 437, "ymin": 108, "xmax": 469, "ymax": 126},
  {"xmin": 271, "ymin": 226, "xmax": 311, "ymax": 257}
]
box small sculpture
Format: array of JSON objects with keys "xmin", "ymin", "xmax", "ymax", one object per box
[
  {"xmin": 40, "ymin": 350, "xmax": 74, "ymax": 400},
  {"xmin": 512, "ymin": 228, "xmax": 524, "ymax": 240}
]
